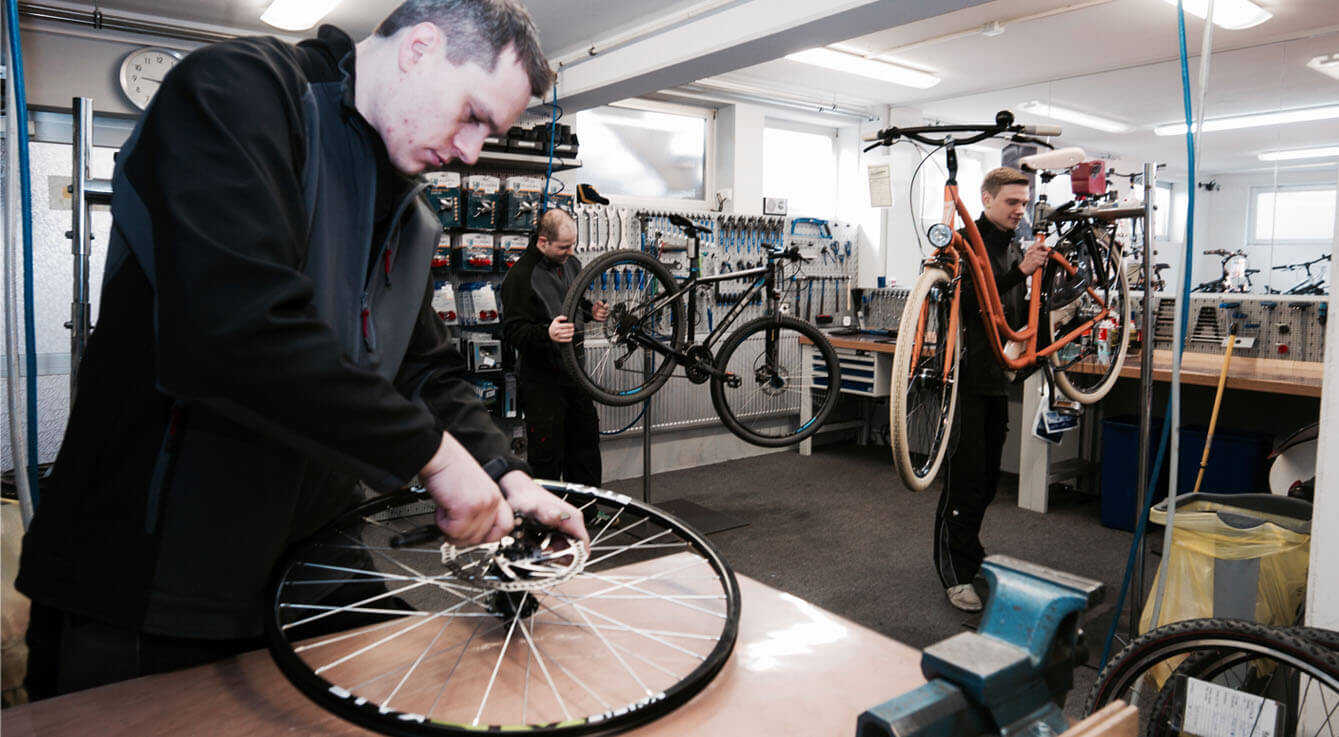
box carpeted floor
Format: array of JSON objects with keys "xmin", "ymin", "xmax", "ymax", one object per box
[{"xmin": 605, "ymin": 441, "xmax": 1150, "ymax": 718}]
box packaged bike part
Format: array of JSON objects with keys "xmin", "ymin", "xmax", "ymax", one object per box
[
  {"xmin": 454, "ymin": 231, "xmax": 496, "ymax": 272},
  {"xmin": 431, "ymin": 230, "xmax": 452, "ymax": 269},
  {"xmin": 548, "ymin": 190, "xmax": 575, "ymax": 215},
  {"xmin": 459, "ymin": 282, "xmax": 500, "ymax": 324},
  {"xmin": 461, "ymin": 331, "xmax": 502, "ymax": 371},
  {"xmin": 1070, "ymin": 161, "xmax": 1107, "ymax": 196},
  {"xmin": 463, "ymin": 174, "xmax": 501, "ymax": 230},
  {"xmin": 503, "ymin": 176, "xmax": 544, "ymax": 231},
  {"xmin": 424, "ymin": 172, "xmax": 462, "ymax": 229},
  {"xmin": 431, "ymin": 281, "xmax": 459, "ymax": 325},
  {"xmin": 498, "ymin": 234, "xmax": 528, "ymax": 270}
]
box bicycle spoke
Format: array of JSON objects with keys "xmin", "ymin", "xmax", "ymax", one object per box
[{"xmin": 473, "ymin": 592, "xmax": 529, "ymax": 725}]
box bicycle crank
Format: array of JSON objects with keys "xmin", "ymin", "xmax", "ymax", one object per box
[{"xmin": 684, "ymin": 344, "xmax": 715, "ymax": 384}]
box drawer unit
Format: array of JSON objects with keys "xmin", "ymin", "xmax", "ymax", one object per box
[{"xmin": 811, "ymin": 346, "xmax": 890, "ymax": 397}]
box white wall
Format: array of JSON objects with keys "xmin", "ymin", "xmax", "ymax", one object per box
[{"xmin": 1305, "ymin": 166, "xmax": 1339, "ymax": 631}]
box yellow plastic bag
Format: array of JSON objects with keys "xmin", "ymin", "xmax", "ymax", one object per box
[{"xmin": 1138, "ymin": 496, "xmax": 1310, "ymax": 685}]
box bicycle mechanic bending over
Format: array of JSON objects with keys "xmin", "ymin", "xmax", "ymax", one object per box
[
  {"xmin": 17, "ymin": 0, "xmax": 588, "ymax": 700},
  {"xmin": 500, "ymin": 208, "xmax": 610, "ymax": 487},
  {"xmin": 934, "ymin": 166, "xmax": 1050, "ymax": 612}
]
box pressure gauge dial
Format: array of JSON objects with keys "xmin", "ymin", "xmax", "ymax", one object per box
[
  {"xmin": 927, "ymin": 222, "xmax": 954, "ymax": 248},
  {"xmin": 119, "ymin": 47, "xmax": 183, "ymax": 111}
]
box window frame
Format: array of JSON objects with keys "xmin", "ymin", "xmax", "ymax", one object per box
[
  {"xmin": 573, "ymin": 97, "xmax": 717, "ymax": 209},
  {"xmin": 1152, "ymin": 181, "xmax": 1177, "ymax": 243},
  {"xmin": 1247, "ymin": 183, "xmax": 1338, "ymax": 246},
  {"xmin": 762, "ymin": 117, "xmax": 840, "ymax": 219}
]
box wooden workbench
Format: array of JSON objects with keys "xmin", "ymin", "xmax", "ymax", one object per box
[
  {"xmin": 1107, "ymin": 349, "xmax": 1323, "ymax": 397},
  {"xmin": 810, "ymin": 334, "xmax": 898, "ymax": 354},
  {"xmin": 1, "ymin": 571, "xmax": 926, "ymax": 737}
]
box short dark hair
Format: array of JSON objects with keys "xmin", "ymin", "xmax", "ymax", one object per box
[
  {"xmin": 981, "ymin": 166, "xmax": 1030, "ymax": 197},
  {"xmin": 537, "ymin": 208, "xmax": 575, "ymax": 242},
  {"xmin": 376, "ymin": 0, "xmax": 552, "ymax": 98}
]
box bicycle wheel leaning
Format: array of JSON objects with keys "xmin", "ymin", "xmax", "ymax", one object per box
[
  {"xmin": 890, "ymin": 268, "xmax": 962, "ymax": 492},
  {"xmin": 1086, "ymin": 618, "xmax": 1339, "ymax": 737},
  {"xmin": 266, "ymin": 481, "xmax": 741, "ymax": 737},
  {"xmin": 1048, "ymin": 227, "xmax": 1131, "ymax": 404},
  {"xmin": 709, "ymin": 315, "xmax": 840, "ymax": 447},
  {"xmin": 559, "ymin": 249, "xmax": 685, "ymax": 407}
]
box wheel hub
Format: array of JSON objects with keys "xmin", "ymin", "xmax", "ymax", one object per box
[
  {"xmin": 753, "ymin": 364, "xmax": 789, "ymax": 396},
  {"xmin": 441, "ymin": 518, "xmax": 588, "ymax": 592}
]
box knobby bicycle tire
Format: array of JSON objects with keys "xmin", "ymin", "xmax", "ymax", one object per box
[
  {"xmin": 709, "ymin": 315, "xmax": 841, "ymax": 447},
  {"xmin": 1085, "ymin": 618, "xmax": 1339, "ymax": 721},
  {"xmin": 266, "ymin": 481, "xmax": 741, "ymax": 737},
  {"xmin": 559, "ymin": 250, "xmax": 684, "ymax": 406}
]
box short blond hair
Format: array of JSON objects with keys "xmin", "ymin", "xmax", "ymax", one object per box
[{"xmin": 981, "ymin": 166, "xmax": 1029, "ymax": 197}]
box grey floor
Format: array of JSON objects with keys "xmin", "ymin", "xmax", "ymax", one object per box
[{"xmin": 606, "ymin": 442, "xmax": 1149, "ymax": 719}]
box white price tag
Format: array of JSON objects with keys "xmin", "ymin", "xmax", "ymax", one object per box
[{"xmin": 1183, "ymin": 677, "xmax": 1280, "ymax": 737}]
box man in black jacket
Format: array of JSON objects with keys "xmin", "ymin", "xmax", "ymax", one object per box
[
  {"xmin": 18, "ymin": 0, "xmax": 587, "ymax": 698},
  {"xmin": 934, "ymin": 166, "xmax": 1050, "ymax": 612},
  {"xmin": 501, "ymin": 209, "xmax": 609, "ymax": 485}
]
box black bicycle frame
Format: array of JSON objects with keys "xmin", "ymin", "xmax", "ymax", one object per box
[{"xmin": 630, "ymin": 232, "xmax": 784, "ymax": 369}]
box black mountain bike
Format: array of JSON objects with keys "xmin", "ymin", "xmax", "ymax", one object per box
[{"xmin": 557, "ymin": 214, "xmax": 840, "ymax": 448}]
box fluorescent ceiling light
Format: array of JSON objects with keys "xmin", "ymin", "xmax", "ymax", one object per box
[
  {"xmin": 1159, "ymin": 0, "xmax": 1272, "ymax": 29},
  {"xmin": 1018, "ymin": 100, "xmax": 1133, "ymax": 133},
  {"xmin": 1258, "ymin": 146, "xmax": 1339, "ymax": 162},
  {"xmin": 1154, "ymin": 105, "xmax": 1339, "ymax": 136},
  {"xmin": 261, "ymin": 0, "xmax": 342, "ymax": 31},
  {"xmin": 785, "ymin": 47, "xmax": 940, "ymax": 89},
  {"xmin": 1308, "ymin": 54, "xmax": 1339, "ymax": 81}
]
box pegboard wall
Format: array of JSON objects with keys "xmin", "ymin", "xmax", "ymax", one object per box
[{"xmin": 1133, "ymin": 293, "xmax": 1328, "ymax": 363}]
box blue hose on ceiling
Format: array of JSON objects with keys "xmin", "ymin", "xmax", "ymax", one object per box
[
  {"xmin": 1097, "ymin": 0, "xmax": 1201, "ymax": 670},
  {"xmin": 4, "ymin": 0, "xmax": 41, "ymax": 508}
]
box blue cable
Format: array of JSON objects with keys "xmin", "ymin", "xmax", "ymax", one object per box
[
  {"xmin": 541, "ymin": 77, "xmax": 559, "ymax": 211},
  {"xmin": 1098, "ymin": 0, "xmax": 1199, "ymax": 670},
  {"xmin": 5, "ymin": 0, "xmax": 41, "ymax": 507}
]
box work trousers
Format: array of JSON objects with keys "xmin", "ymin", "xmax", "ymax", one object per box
[
  {"xmin": 521, "ymin": 381, "xmax": 602, "ymax": 486},
  {"xmin": 934, "ymin": 393, "xmax": 1010, "ymax": 588}
]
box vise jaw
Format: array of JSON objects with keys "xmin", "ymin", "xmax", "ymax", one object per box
[{"xmin": 857, "ymin": 555, "xmax": 1103, "ymax": 737}]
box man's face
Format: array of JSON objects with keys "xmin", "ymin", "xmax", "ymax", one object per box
[
  {"xmin": 536, "ymin": 227, "xmax": 576, "ymax": 264},
  {"xmin": 378, "ymin": 24, "xmax": 533, "ymax": 175},
  {"xmin": 982, "ymin": 183, "xmax": 1030, "ymax": 231}
]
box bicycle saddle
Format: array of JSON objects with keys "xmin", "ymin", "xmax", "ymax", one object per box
[{"xmin": 668, "ymin": 213, "xmax": 706, "ymax": 239}]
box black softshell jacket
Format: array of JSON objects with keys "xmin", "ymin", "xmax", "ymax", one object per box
[{"xmin": 17, "ymin": 26, "xmax": 523, "ymax": 638}]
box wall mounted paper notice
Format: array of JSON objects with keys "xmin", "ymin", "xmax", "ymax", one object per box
[
  {"xmin": 867, "ymin": 164, "xmax": 893, "ymax": 208},
  {"xmin": 1183, "ymin": 677, "xmax": 1280, "ymax": 737}
]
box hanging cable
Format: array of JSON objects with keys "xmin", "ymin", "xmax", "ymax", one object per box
[
  {"xmin": 541, "ymin": 73, "xmax": 561, "ymax": 211},
  {"xmin": 4, "ymin": 0, "xmax": 41, "ymax": 520}
]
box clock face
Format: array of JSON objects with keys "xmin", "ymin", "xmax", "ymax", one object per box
[{"xmin": 119, "ymin": 47, "xmax": 183, "ymax": 111}]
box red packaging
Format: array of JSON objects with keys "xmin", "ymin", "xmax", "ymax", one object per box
[{"xmin": 1071, "ymin": 161, "xmax": 1107, "ymax": 196}]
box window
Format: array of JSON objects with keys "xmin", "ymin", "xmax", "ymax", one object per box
[
  {"xmin": 762, "ymin": 122, "xmax": 838, "ymax": 218},
  {"xmin": 1154, "ymin": 182, "xmax": 1174, "ymax": 241},
  {"xmin": 570, "ymin": 101, "xmax": 710, "ymax": 201},
  {"xmin": 916, "ymin": 149, "xmax": 986, "ymax": 229},
  {"xmin": 1250, "ymin": 186, "xmax": 1337, "ymax": 244}
]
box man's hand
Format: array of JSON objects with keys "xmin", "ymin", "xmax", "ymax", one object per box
[
  {"xmin": 1019, "ymin": 240, "xmax": 1052, "ymax": 276},
  {"xmin": 591, "ymin": 300, "xmax": 610, "ymax": 322},
  {"xmin": 548, "ymin": 315, "xmax": 575, "ymax": 343},
  {"xmin": 498, "ymin": 471, "xmax": 590, "ymax": 545},
  {"xmin": 420, "ymin": 433, "xmax": 514, "ymax": 545}
]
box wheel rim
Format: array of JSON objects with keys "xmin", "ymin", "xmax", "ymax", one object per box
[
  {"xmin": 569, "ymin": 256, "xmax": 680, "ymax": 401},
  {"xmin": 902, "ymin": 283, "xmax": 957, "ymax": 480},
  {"xmin": 713, "ymin": 321, "xmax": 834, "ymax": 444},
  {"xmin": 1050, "ymin": 232, "xmax": 1129, "ymax": 399},
  {"xmin": 267, "ymin": 482, "xmax": 740, "ymax": 736}
]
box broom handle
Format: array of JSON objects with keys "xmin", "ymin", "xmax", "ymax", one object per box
[{"xmin": 1192, "ymin": 325, "xmax": 1238, "ymax": 495}]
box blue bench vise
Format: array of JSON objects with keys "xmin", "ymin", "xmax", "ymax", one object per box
[{"xmin": 857, "ymin": 555, "xmax": 1104, "ymax": 737}]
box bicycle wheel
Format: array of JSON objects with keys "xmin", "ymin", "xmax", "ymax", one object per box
[
  {"xmin": 1143, "ymin": 626, "xmax": 1339, "ymax": 737},
  {"xmin": 267, "ymin": 481, "xmax": 741, "ymax": 737},
  {"xmin": 890, "ymin": 268, "xmax": 962, "ymax": 492},
  {"xmin": 1049, "ymin": 230, "xmax": 1131, "ymax": 404},
  {"xmin": 1086, "ymin": 619, "xmax": 1339, "ymax": 737},
  {"xmin": 559, "ymin": 249, "xmax": 684, "ymax": 407},
  {"xmin": 709, "ymin": 315, "xmax": 840, "ymax": 448}
]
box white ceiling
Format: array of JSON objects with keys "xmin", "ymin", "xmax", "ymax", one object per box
[
  {"xmin": 62, "ymin": 0, "xmax": 705, "ymax": 57},
  {"xmin": 713, "ymin": 0, "xmax": 1339, "ymax": 174}
]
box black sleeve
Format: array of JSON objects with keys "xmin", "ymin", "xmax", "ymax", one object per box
[
  {"xmin": 499, "ymin": 265, "xmax": 556, "ymax": 357},
  {"xmin": 996, "ymin": 264, "xmax": 1026, "ymax": 294},
  {"xmin": 124, "ymin": 40, "xmax": 440, "ymax": 491},
  {"xmin": 396, "ymin": 282, "xmax": 529, "ymax": 471}
]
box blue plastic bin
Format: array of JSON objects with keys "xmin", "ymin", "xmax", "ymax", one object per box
[
  {"xmin": 1176, "ymin": 425, "xmax": 1273, "ymax": 497},
  {"xmin": 1100, "ymin": 415, "xmax": 1169, "ymax": 532}
]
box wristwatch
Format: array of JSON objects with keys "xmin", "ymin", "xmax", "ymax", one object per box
[{"xmin": 482, "ymin": 456, "xmax": 528, "ymax": 483}]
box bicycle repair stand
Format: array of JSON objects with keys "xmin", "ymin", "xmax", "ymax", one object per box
[{"xmin": 856, "ymin": 555, "xmax": 1104, "ymax": 737}]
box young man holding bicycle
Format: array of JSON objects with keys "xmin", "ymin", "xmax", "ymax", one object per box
[
  {"xmin": 501, "ymin": 208, "xmax": 610, "ymax": 486},
  {"xmin": 935, "ymin": 166, "xmax": 1051, "ymax": 612}
]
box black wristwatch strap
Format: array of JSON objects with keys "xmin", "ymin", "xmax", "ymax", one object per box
[{"xmin": 482, "ymin": 456, "xmax": 526, "ymax": 482}]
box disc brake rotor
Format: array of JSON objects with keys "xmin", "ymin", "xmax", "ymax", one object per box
[{"xmin": 441, "ymin": 519, "xmax": 588, "ymax": 592}]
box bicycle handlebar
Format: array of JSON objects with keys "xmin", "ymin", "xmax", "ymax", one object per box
[{"xmin": 862, "ymin": 109, "xmax": 1061, "ymax": 151}]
